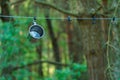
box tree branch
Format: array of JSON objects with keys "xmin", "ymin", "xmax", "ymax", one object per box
[
  {"xmin": 35, "ymin": 0, "xmax": 78, "ymax": 17},
  {"xmin": 10, "ymin": 0, "xmax": 26, "ymax": 6},
  {"xmin": 10, "ymin": 0, "xmax": 108, "ymax": 17},
  {"xmin": 13, "ymin": 60, "xmax": 68, "ymax": 71},
  {"xmin": 2, "ymin": 60, "xmax": 69, "ymax": 75}
]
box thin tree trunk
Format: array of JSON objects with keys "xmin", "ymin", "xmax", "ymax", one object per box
[
  {"xmin": 45, "ymin": 9, "xmax": 61, "ymax": 69},
  {"xmin": 36, "ymin": 42, "xmax": 43, "ymax": 77},
  {"xmin": 47, "ymin": 41, "xmax": 50, "ymax": 77},
  {"xmin": 63, "ymin": 0, "xmax": 75, "ymax": 62}
]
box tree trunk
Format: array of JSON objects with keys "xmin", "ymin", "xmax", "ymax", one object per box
[
  {"xmin": 112, "ymin": 23, "xmax": 120, "ymax": 80},
  {"xmin": 66, "ymin": 20, "xmax": 75, "ymax": 61},
  {"xmin": 79, "ymin": 19, "xmax": 107, "ymax": 80},
  {"xmin": 36, "ymin": 42, "xmax": 44, "ymax": 77},
  {"xmin": 64, "ymin": 0, "xmax": 84, "ymax": 63},
  {"xmin": 45, "ymin": 9, "xmax": 61, "ymax": 69},
  {"xmin": 78, "ymin": 0, "xmax": 108, "ymax": 80},
  {"xmin": 0, "ymin": 0, "xmax": 10, "ymax": 22},
  {"xmin": 62, "ymin": 0, "xmax": 75, "ymax": 62}
]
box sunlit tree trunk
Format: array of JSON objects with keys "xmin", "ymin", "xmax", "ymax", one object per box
[{"xmin": 36, "ymin": 42, "xmax": 44, "ymax": 77}]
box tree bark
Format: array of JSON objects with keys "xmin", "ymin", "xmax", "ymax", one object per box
[
  {"xmin": 79, "ymin": 0, "xmax": 107, "ymax": 80},
  {"xmin": 79, "ymin": 19, "xmax": 106, "ymax": 80}
]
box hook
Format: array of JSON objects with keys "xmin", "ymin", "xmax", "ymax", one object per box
[
  {"xmin": 33, "ymin": 16, "xmax": 37, "ymax": 25},
  {"xmin": 112, "ymin": 17, "xmax": 117, "ymax": 24},
  {"xmin": 67, "ymin": 16, "xmax": 71, "ymax": 22},
  {"xmin": 112, "ymin": 17, "xmax": 115, "ymax": 22},
  {"xmin": 33, "ymin": 16, "xmax": 36, "ymax": 21},
  {"xmin": 92, "ymin": 16, "xmax": 96, "ymax": 24}
]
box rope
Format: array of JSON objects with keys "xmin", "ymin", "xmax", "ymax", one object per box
[{"xmin": 0, "ymin": 15, "xmax": 119, "ymax": 20}]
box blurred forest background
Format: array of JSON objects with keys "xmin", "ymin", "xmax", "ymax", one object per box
[{"xmin": 0, "ymin": 0, "xmax": 120, "ymax": 80}]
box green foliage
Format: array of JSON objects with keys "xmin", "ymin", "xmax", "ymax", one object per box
[
  {"xmin": 44, "ymin": 63, "xmax": 87, "ymax": 80},
  {"xmin": 54, "ymin": 68, "xmax": 71, "ymax": 80},
  {"xmin": 0, "ymin": 20, "xmax": 39, "ymax": 79},
  {"xmin": 13, "ymin": 69, "xmax": 31, "ymax": 80}
]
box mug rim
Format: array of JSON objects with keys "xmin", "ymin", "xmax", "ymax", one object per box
[{"xmin": 29, "ymin": 24, "xmax": 45, "ymax": 39}]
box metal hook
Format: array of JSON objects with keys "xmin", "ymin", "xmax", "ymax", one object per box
[
  {"xmin": 67, "ymin": 16, "xmax": 71, "ymax": 22},
  {"xmin": 111, "ymin": 17, "xmax": 117, "ymax": 24},
  {"xmin": 92, "ymin": 16, "xmax": 96, "ymax": 24},
  {"xmin": 112, "ymin": 17, "xmax": 115, "ymax": 22},
  {"xmin": 33, "ymin": 16, "xmax": 37, "ymax": 25}
]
